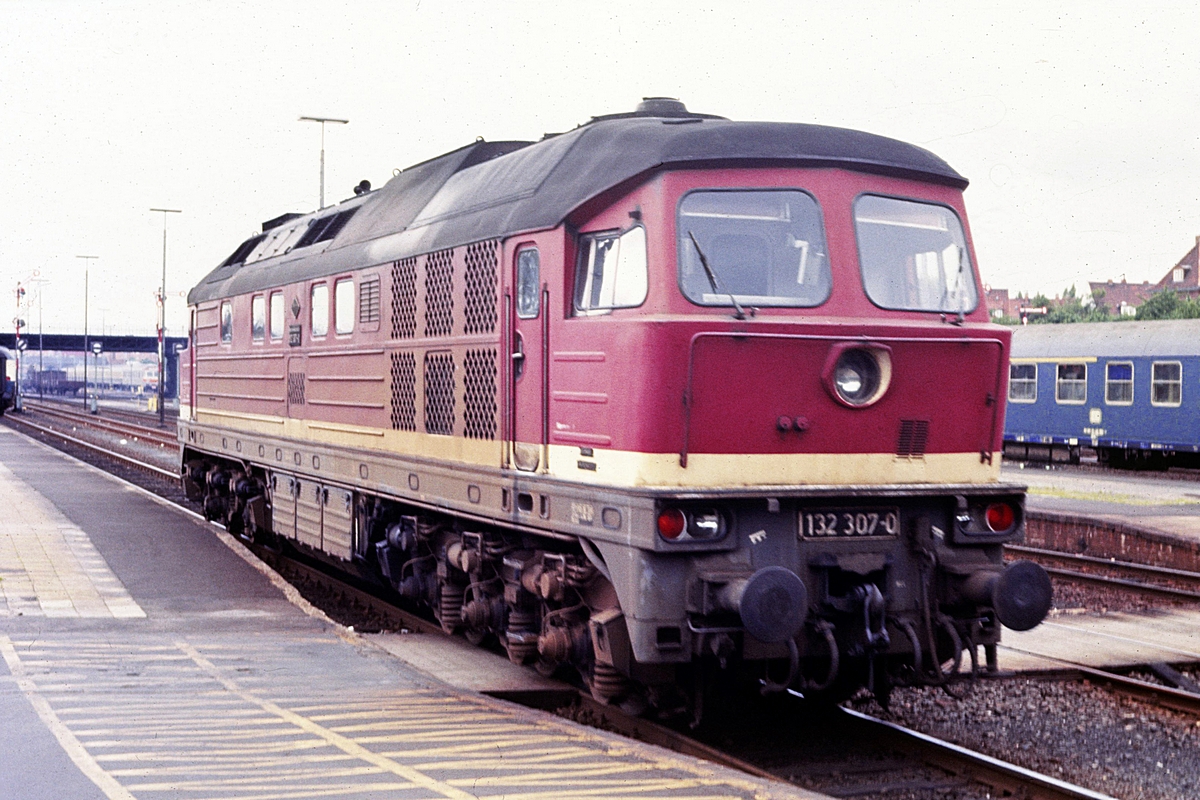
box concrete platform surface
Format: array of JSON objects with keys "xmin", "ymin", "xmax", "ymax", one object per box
[{"xmin": 0, "ymin": 427, "xmax": 825, "ymax": 800}]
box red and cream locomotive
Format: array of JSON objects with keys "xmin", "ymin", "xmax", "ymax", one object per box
[{"xmin": 180, "ymin": 98, "xmax": 1051, "ymax": 712}]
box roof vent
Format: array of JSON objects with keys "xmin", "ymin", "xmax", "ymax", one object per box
[{"xmin": 635, "ymin": 97, "xmax": 691, "ymax": 117}]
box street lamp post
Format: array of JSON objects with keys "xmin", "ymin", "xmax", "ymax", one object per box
[
  {"xmin": 28, "ymin": 277, "xmax": 48, "ymax": 400},
  {"xmin": 76, "ymin": 255, "xmax": 98, "ymax": 410},
  {"xmin": 299, "ymin": 116, "xmax": 348, "ymax": 209},
  {"xmin": 151, "ymin": 208, "xmax": 181, "ymax": 426}
]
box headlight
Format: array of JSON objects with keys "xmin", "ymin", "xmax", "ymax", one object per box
[{"xmin": 823, "ymin": 344, "xmax": 892, "ymax": 408}]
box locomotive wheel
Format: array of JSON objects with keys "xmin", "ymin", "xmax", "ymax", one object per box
[
  {"xmin": 462, "ymin": 626, "xmax": 487, "ymax": 646},
  {"xmin": 533, "ymin": 656, "xmax": 559, "ymax": 678}
]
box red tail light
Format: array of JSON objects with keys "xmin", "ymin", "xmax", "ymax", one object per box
[
  {"xmin": 657, "ymin": 508, "xmax": 686, "ymax": 540},
  {"xmin": 985, "ymin": 502, "xmax": 1015, "ymax": 532}
]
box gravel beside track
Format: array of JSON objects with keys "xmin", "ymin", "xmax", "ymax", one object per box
[{"xmin": 856, "ymin": 678, "xmax": 1200, "ymax": 800}]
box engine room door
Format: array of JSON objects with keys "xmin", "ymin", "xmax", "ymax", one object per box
[{"xmin": 508, "ymin": 246, "xmax": 547, "ymax": 472}]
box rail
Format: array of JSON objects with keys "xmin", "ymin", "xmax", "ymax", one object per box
[
  {"xmin": 1008, "ymin": 544, "xmax": 1200, "ymax": 601},
  {"xmin": 21, "ymin": 399, "xmax": 179, "ymax": 449},
  {"xmin": 1, "ymin": 414, "xmax": 180, "ymax": 481}
]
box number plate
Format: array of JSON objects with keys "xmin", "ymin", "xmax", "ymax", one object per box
[{"xmin": 800, "ymin": 507, "xmax": 900, "ymax": 538}]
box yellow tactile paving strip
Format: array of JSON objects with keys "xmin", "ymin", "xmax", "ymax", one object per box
[
  {"xmin": 0, "ymin": 458, "xmax": 144, "ymax": 619},
  {"xmin": 1, "ymin": 636, "xmax": 818, "ymax": 800}
]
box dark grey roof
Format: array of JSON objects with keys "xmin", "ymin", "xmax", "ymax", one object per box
[
  {"xmin": 1011, "ymin": 320, "xmax": 1200, "ymax": 359},
  {"xmin": 189, "ymin": 108, "xmax": 968, "ymax": 304}
]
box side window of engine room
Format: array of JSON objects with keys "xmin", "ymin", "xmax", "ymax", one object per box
[
  {"xmin": 251, "ymin": 295, "xmax": 266, "ymax": 343},
  {"xmin": 311, "ymin": 283, "xmax": 329, "ymax": 338},
  {"xmin": 270, "ymin": 292, "xmax": 284, "ymax": 341},
  {"xmin": 574, "ymin": 226, "xmax": 648, "ymax": 313},
  {"xmin": 678, "ymin": 189, "xmax": 830, "ymax": 308},
  {"xmin": 1008, "ymin": 363, "xmax": 1036, "ymax": 403},
  {"xmin": 335, "ymin": 278, "xmax": 354, "ymax": 335}
]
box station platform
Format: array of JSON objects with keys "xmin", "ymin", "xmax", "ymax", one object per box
[{"xmin": 0, "ymin": 427, "xmax": 824, "ymax": 800}]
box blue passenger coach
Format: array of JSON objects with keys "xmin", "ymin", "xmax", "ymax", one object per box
[{"xmin": 1004, "ymin": 320, "xmax": 1200, "ymax": 466}]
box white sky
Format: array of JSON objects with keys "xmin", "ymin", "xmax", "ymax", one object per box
[{"xmin": 3, "ymin": 1, "xmax": 1199, "ymax": 335}]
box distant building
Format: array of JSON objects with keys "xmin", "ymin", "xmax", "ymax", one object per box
[
  {"xmin": 1088, "ymin": 279, "xmax": 1152, "ymax": 317},
  {"xmin": 1152, "ymin": 235, "xmax": 1200, "ymax": 299},
  {"xmin": 984, "ymin": 287, "xmax": 1025, "ymax": 320}
]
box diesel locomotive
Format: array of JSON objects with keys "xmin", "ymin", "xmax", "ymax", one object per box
[{"xmin": 179, "ymin": 99, "xmax": 1052, "ymax": 713}]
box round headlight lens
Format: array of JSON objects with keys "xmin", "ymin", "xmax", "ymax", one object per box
[{"xmin": 834, "ymin": 349, "xmax": 881, "ymax": 406}]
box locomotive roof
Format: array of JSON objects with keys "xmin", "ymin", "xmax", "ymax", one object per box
[
  {"xmin": 190, "ymin": 102, "xmax": 968, "ymax": 304},
  {"xmin": 1011, "ymin": 319, "xmax": 1200, "ymax": 359}
]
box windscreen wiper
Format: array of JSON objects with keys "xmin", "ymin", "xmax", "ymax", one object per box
[{"xmin": 688, "ymin": 231, "xmax": 746, "ymax": 320}]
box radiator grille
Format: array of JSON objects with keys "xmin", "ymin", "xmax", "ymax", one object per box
[
  {"xmin": 463, "ymin": 348, "xmax": 497, "ymax": 440},
  {"xmin": 423, "ymin": 351, "xmax": 456, "ymax": 435},
  {"xmin": 390, "ymin": 257, "xmax": 417, "ymax": 339},
  {"xmin": 463, "ymin": 240, "xmax": 498, "ymax": 335},
  {"xmin": 389, "ymin": 352, "xmax": 417, "ymax": 431},
  {"xmin": 897, "ymin": 419, "xmax": 929, "ymax": 458},
  {"xmin": 424, "ymin": 249, "xmax": 455, "ymax": 338}
]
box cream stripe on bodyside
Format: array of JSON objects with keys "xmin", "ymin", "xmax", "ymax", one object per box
[
  {"xmin": 186, "ymin": 411, "xmax": 1000, "ymax": 490},
  {"xmin": 545, "ymin": 446, "xmax": 1002, "ymax": 488}
]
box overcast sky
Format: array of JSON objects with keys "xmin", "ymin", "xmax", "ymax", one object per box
[{"xmin": 3, "ymin": 1, "xmax": 1199, "ymax": 335}]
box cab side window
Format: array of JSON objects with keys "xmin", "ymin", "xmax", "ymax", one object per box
[
  {"xmin": 220, "ymin": 301, "xmax": 233, "ymax": 343},
  {"xmin": 574, "ymin": 226, "xmax": 647, "ymax": 314}
]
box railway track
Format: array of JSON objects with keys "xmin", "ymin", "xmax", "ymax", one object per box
[
  {"xmin": 1008, "ymin": 544, "xmax": 1200, "ymax": 603},
  {"xmin": 1, "ymin": 419, "xmax": 1132, "ymax": 799},
  {"xmin": 19, "ymin": 398, "xmax": 178, "ymax": 448}
]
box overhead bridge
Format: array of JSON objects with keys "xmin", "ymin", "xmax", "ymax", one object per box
[{"xmin": 0, "ymin": 333, "xmax": 188, "ymax": 397}]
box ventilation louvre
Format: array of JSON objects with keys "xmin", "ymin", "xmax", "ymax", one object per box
[
  {"xmin": 424, "ymin": 249, "xmax": 455, "ymax": 338},
  {"xmin": 389, "ymin": 352, "xmax": 417, "ymax": 431},
  {"xmin": 390, "ymin": 257, "xmax": 417, "ymax": 339},
  {"xmin": 424, "ymin": 351, "xmax": 456, "ymax": 435},
  {"xmin": 463, "ymin": 240, "xmax": 498, "ymax": 335},
  {"xmin": 463, "ymin": 349, "xmax": 497, "ymax": 440},
  {"xmin": 897, "ymin": 419, "xmax": 929, "ymax": 458}
]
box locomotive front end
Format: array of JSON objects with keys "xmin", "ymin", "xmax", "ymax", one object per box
[{"xmin": 561, "ymin": 161, "xmax": 1053, "ymax": 706}]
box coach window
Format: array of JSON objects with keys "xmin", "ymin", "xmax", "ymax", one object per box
[
  {"xmin": 311, "ymin": 283, "xmax": 329, "ymax": 338},
  {"xmin": 269, "ymin": 292, "xmax": 284, "ymax": 341},
  {"xmin": 1152, "ymin": 361, "xmax": 1182, "ymax": 406},
  {"xmin": 1009, "ymin": 363, "xmax": 1037, "ymax": 403},
  {"xmin": 220, "ymin": 301, "xmax": 233, "ymax": 343},
  {"xmin": 251, "ymin": 295, "xmax": 266, "ymax": 343},
  {"xmin": 517, "ymin": 248, "xmax": 540, "ymax": 318},
  {"xmin": 679, "ymin": 190, "xmax": 830, "ymax": 308},
  {"xmin": 1055, "ymin": 363, "xmax": 1086, "ymax": 404},
  {"xmin": 335, "ymin": 278, "xmax": 354, "ymax": 335},
  {"xmin": 1105, "ymin": 362, "xmax": 1133, "ymax": 405},
  {"xmin": 575, "ymin": 226, "xmax": 647, "ymax": 313}
]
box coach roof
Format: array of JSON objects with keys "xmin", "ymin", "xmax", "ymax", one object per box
[
  {"xmin": 1012, "ymin": 319, "xmax": 1200, "ymax": 359},
  {"xmin": 189, "ymin": 101, "xmax": 967, "ymax": 304}
]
